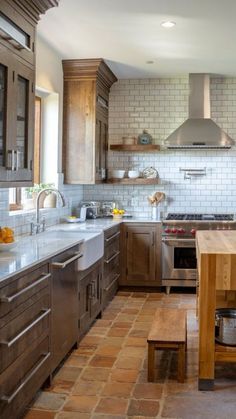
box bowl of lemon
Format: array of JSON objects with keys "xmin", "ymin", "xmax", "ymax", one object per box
[
  {"xmin": 0, "ymin": 227, "xmax": 17, "ymax": 251},
  {"xmin": 112, "ymin": 208, "xmax": 125, "ymax": 219}
]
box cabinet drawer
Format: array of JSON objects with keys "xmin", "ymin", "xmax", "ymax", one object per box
[
  {"xmin": 104, "ymin": 226, "xmax": 120, "ymax": 247},
  {"xmin": 0, "ymin": 335, "xmax": 50, "ymax": 419},
  {"xmin": 103, "ymin": 273, "xmax": 119, "ymax": 309},
  {"xmin": 104, "ymin": 254, "xmax": 120, "ymax": 283},
  {"xmin": 0, "ymin": 264, "xmax": 50, "ymax": 319},
  {"xmin": 0, "ymin": 289, "xmax": 51, "ymax": 374},
  {"xmin": 104, "ymin": 238, "xmax": 120, "ymax": 262}
]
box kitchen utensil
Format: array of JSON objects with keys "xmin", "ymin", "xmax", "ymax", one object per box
[
  {"xmin": 148, "ymin": 192, "xmax": 165, "ymax": 206},
  {"xmin": 142, "ymin": 167, "xmax": 158, "ymax": 179},
  {"xmin": 138, "ymin": 130, "xmax": 152, "ymax": 145}
]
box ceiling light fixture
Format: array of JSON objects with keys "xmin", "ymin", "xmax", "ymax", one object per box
[{"xmin": 161, "ymin": 21, "xmax": 176, "ymax": 28}]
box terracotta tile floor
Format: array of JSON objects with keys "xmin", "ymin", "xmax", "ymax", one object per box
[{"xmin": 24, "ymin": 291, "xmax": 236, "ymax": 419}]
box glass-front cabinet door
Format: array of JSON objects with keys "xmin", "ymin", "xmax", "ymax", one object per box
[
  {"xmin": 0, "ymin": 62, "xmax": 8, "ymax": 181},
  {"xmin": 14, "ymin": 63, "xmax": 34, "ymax": 182},
  {"xmin": 0, "ymin": 48, "xmax": 34, "ymax": 185}
]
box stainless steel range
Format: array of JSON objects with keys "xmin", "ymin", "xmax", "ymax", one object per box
[{"xmin": 162, "ymin": 213, "xmax": 236, "ymax": 293}]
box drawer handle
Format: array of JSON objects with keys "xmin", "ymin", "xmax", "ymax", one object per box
[
  {"xmin": 105, "ymin": 231, "xmax": 120, "ymax": 243},
  {"xmin": 104, "ymin": 251, "xmax": 120, "ymax": 264},
  {"xmin": 0, "ymin": 352, "xmax": 50, "ymax": 404},
  {"xmin": 51, "ymin": 252, "xmax": 83, "ymax": 269},
  {"xmin": 0, "ymin": 308, "xmax": 51, "ymax": 348},
  {"xmin": 105, "ymin": 274, "xmax": 120, "ymax": 292},
  {"xmin": 0, "ymin": 273, "xmax": 51, "ymax": 303}
]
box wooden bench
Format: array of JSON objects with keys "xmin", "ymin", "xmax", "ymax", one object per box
[{"xmin": 147, "ymin": 308, "xmax": 187, "ymax": 383}]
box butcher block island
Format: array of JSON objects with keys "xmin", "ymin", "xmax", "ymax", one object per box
[{"xmin": 196, "ymin": 230, "xmax": 236, "ymax": 391}]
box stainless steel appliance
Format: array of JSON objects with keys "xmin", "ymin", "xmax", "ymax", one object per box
[
  {"xmin": 79, "ymin": 201, "xmax": 102, "ymax": 219},
  {"xmin": 215, "ymin": 308, "xmax": 236, "ymax": 346},
  {"xmin": 162, "ymin": 213, "xmax": 236, "ymax": 293},
  {"xmin": 164, "ymin": 74, "xmax": 234, "ymax": 149}
]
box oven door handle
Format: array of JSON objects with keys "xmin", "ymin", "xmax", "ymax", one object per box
[{"xmin": 162, "ymin": 238, "xmax": 196, "ymax": 246}]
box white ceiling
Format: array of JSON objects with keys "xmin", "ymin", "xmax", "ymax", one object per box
[{"xmin": 37, "ymin": 0, "xmax": 236, "ymax": 78}]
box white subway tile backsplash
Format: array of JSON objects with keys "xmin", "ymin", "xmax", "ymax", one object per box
[{"xmin": 85, "ymin": 76, "xmax": 236, "ymax": 216}]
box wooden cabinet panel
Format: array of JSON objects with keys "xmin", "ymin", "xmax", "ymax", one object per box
[
  {"xmin": 0, "ymin": 264, "xmax": 50, "ymax": 320},
  {"xmin": 0, "ymin": 289, "xmax": 50, "ymax": 374},
  {"xmin": 78, "ymin": 259, "xmax": 103, "ymax": 337},
  {"xmin": 0, "ymin": 261, "xmax": 52, "ymax": 419},
  {"xmin": 120, "ymin": 223, "xmax": 162, "ymax": 286},
  {"xmin": 62, "ymin": 59, "xmax": 117, "ymax": 184},
  {"xmin": 103, "ymin": 225, "xmax": 120, "ymax": 309}
]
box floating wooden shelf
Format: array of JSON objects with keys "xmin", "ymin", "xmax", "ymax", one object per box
[
  {"xmin": 106, "ymin": 178, "xmax": 160, "ymax": 185},
  {"xmin": 110, "ymin": 144, "xmax": 160, "ymax": 152}
]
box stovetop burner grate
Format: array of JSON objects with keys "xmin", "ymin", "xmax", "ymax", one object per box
[{"xmin": 166, "ymin": 213, "xmax": 234, "ymax": 221}]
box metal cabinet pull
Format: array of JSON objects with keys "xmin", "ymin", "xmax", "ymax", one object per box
[
  {"xmin": 105, "ymin": 231, "xmax": 120, "ymax": 243},
  {"xmin": 0, "ymin": 273, "xmax": 51, "ymax": 303},
  {"xmin": 0, "ymin": 352, "xmax": 50, "ymax": 404},
  {"xmin": 105, "ymin": 274, "xmax": 120, "ymax": 292},
  {"xmin": 88, "ymin": 283, "xmax": 93, "ymax": 299},
  {"xmin": 7, "ymin": 150, "xmax": 15, "ymax": 171},
  {"xmin": 104, "ymin": 251, "xmax": 120, "ymax": 264},
  {"xmin": 0, "ymin": 308, "xmax": 51, "ymax": 347},
  {"xmin": 51, "ymin": 252, "xmax": 83, "ymax": 269}
]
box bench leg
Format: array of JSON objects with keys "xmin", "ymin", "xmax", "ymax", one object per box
[
  {"xmin": 148, "ymin": 343, "xmax": 155, "ymax": 382},
  {"xmin": 177, "ymin": 343, "xmax": 185, "ymax": 383}
]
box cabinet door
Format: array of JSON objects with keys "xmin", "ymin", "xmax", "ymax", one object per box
[
  {"xmin": 90, "ymin": 265, "xmax": 102, "ymax": 319},
  {"xmin": 79, "ymin": 279, "xmax": 91, "ymax": 336},
  {"xmin": 12, "ymin": 62, "xmax": 34, "ymax": 182},
  {"xmin": 0, "ymin": 48, "xmax": 34, "ymax": 184},
  {"xmin": 126, "ymin": 225, "xmax": 156, "ymax": 283},
  {"xmin": 0, "ymin": 47, "xmax": 14, "ymax": 181},
  {"xmin": 95, "ymin": 115, "xmax": 108, "ymax": 182}
]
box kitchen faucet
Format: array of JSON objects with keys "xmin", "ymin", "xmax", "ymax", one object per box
[{"xmin": 30, "ymin": 188, "xmax": 66, "ymax": 235}]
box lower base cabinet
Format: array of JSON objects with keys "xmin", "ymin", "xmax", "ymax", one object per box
[
  {"xmin": 0, "ymin": 263, "xmax": 51, "ymax": 419},
  {"xmin": 78, "ymin": 259, "xmax": 103, "ymax": 337},
  {"xmin": 120, "ymin": 222, "xmax": 162, "ymax": 286},
  {"xmin": 103, "ymin": 225, "xmax": 120, "ymax": 309}
]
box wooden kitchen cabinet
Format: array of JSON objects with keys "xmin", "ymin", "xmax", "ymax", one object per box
[
  {"xmin": 120, "ymin": 223, "xmax": 162, "ymax": 286},
  {"xmin": 62, "ymin": 58, "xmax": 117, "ymax": 184},
  {"xmin": 0, "ymin": 0, "xmax": 59, "ymax": 187},
  {"xmin": 78, "ymin": 259, "xmax": 103, "ymax": 337},
  {"xmin": 103, "ymin": 225, "xmax": 120, "ymax": 309},
  {"xmin": 0, "ymin": 262, "xmax": 52, "ymax": 419}
]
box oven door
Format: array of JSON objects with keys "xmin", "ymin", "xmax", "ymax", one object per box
[{"xmin": 162, "ymin": 238, "xmax": 197, "ymax": 280}]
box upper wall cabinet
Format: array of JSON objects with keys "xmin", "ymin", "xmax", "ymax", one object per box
[
  {"xmin": 0, "ymin": 0, "xmax": 59, "ymax": 187},
  {"xmin": 62, "ymin": 59, "xmax": 117, "ymax": 185}
]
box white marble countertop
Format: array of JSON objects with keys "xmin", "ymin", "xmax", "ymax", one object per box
[{"xmin": 0, "ymin": 217, "xmax": 161, "ymax": 284}]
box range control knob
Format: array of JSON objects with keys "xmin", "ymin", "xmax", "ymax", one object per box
[
  {"xmin": 177, "ymin": 228, "xmax": 185, "ymax": 234},
  {"xmin": 190, "ymin": 228, "xmax": 196, "ymax": 236},
  {"xmin": 164, "ymin": 228, "xmax": 171, "ymax": 234},
  {"xmin": 171, "ymin": 228, "xmax": 177, "ymax": 234}
]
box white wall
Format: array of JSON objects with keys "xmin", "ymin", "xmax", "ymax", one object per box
[{"xmin": 84, "ymin": 76, "xmax": 236, "ymax": 218}]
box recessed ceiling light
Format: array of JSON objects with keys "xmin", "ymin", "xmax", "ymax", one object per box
[
  {"xmin": 146, "ymin": 61, "xmax": 154, "ymax": 64},
  {"xmin": 161, "ymin": 21, "xmax": 176, "ymax": 28}
]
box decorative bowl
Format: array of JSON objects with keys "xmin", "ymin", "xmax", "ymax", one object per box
[
  {"xmin": 110, "ymin": 170, "xmax": 125, "ymax": 179},
  {"xmin": 0, "ymin": 241, "xmax": 17, "ymax": 251},
  {"xmin": 128, "ymin": 170, "xmax": 140, "ymax": 179}
]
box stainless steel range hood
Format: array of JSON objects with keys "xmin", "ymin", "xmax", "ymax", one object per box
[{"xmin": 165, "ymin": 74, "xmax": 234, "ymax": 149}]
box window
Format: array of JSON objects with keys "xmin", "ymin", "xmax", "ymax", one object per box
[
  {"xmin": 9, "ymin": 89, "xmax": 59, "ymax": 212},
  {"xmin": 9, "ymin": 96, "xmax": 42, "ymax": 211}
]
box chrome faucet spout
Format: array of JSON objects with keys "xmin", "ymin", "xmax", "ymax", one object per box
[{"xmin": 31, "ymin": 188, "xmax": 66, "ymax": 235}]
